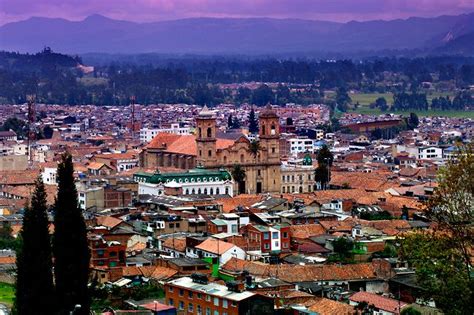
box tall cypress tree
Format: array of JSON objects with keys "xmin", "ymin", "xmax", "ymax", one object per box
[
  {"xmin": 248, "ymin": 108, "xmax": 259, "ymax": 133},
  {"xmin": 14, "ymin": 177, "xmax": 55, "ymax": 314},
  {"xmin": 53, "ymin": 152, "xmax": 90, "ymax": 314}
]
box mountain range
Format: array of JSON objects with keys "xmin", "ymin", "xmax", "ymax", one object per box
[{"xmin": 0, "ymin": 13, "xmax": 473, "ymax": 56}]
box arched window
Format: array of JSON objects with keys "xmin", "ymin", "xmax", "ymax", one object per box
[
  {"xmin": 261, "ymin": 125, "xmax": 266, "ymax": 135},
  {"xmin": 192, "ymin": 188, "xmax": 195, "ymax": 194},
  {"xmin": 198, "ymin": 188, "xmax": 202, "ymax": 194},
  {"xmin": 210, "ymin": 188, "xmax": 214, "ymax": 195},
  {"xmin": 207, "ymin": 127, "xmax": 212, "ymax": 138},
  {"xmin": 240, "ymin": 154, "xmax": 244, "ymax": 163},
  {"xmin": 282, "ymin": 186, "xmax": 286, "ymax": 193},
  {"xmin": 185, "ymin": 189, "xmax": 189, "ymax": 194},
  {"xmin": 198, "ymin": 127, "xmax": 202, "ymax": 138},
  {"xmin": 223, "ymin": 156, "xmax": 227, "ymax": 164},
  {"xmin": 216, "ymin": 187, "xmax": 220, "ymax": 195},
  {"xmin": 271, "ymin": 124, "xmax": 276, "ymax": 135},
  {"xmin": 208, "ymin": 150, "xmax": 212, "ymax": 157},
  {"xmin": 225, "ymin": 187, "xmax": 229, "ymax": 195},
  {"xmin": 204, "ymin": 188, "xmax": 207, "ymax": 195},
  {"xmin": 299, "ymin": 186, "xmax": 303, "ymax": 193}
]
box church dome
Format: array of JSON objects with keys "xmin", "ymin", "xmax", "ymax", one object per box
[{"xmin": 303, "ymin": 154, "xmax": 313, "ymax": 166}]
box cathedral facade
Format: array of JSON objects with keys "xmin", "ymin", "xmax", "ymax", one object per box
[{"xmin": 140, "ymin": 106, "xmax": 282, "ymax": 194}]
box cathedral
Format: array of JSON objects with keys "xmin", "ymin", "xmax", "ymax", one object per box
[{"xmin": 140, "ymin": 105, "xmax": 282, "ymax": 194}]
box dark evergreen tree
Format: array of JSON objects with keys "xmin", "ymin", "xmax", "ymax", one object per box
[
  {"xmin": 317, "ymin": 145, "xmax": 334, "ymax": 166},
  {"xmin": 14, "ymin": 177, "xmax": 55, "ymax": 314},
  {"xmin": 314, "ymin": 163, "xmax": 331, "ymax": 190},
  {"xmin": 248, "ymin": 108, "xmax": 259, "ymax": 133},
  {"xmin": 232, "ymin": 116, "xmax": 241, "ymax": 129},
  {"xmin": 227, "ymin": 114, "xmax": 233, "ymax": 129},
  {"xmin": 53, "ymin": 153, "xmax": 90, "ymax": 315}
]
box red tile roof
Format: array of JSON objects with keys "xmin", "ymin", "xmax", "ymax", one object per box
[
  {"xmin": 350, "ymin": 291, "xmax": 407, "ymax": 313},
  {"xmin": 221, "ymin": 258, "xmax": 378, "ymax": 283}
]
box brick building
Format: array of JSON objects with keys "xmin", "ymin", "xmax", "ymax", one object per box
[{"xmin": 164, "ymin": 276, "xmax": 274, "ymax": 315}]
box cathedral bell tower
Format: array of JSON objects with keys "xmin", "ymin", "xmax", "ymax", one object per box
[
  {"xmin": 259, "ymin": 104, "xmax": 280, "ymax": 164},
  {"xmin": 196, "ymin": 106, "xmax": 217, "ymax": 167}
]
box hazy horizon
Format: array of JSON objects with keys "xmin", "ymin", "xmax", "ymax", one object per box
[{"xmin": 2, "ymin": 0, "xmax": 474, "ymax": 26}]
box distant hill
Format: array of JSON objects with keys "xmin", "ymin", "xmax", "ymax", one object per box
[{"xmin": 0, "ymin": 13, "xmax": 473, "ymax": 55}]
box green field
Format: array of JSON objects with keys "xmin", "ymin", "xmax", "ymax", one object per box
[
  {"xmin": 0, "ymin": 282, "xmax": 14, "ymax": 306},
  {"xmin": 346, "ymin": 92, "xmax": 473, "ymax": 118},
  {"xmin": 350, "ymin": 106, "xmax": 474, "ymax": 118}
]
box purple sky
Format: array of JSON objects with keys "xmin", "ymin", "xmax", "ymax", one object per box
[{"xmin": 1, "ymin": 0, "xmax": 474, "ymax": 25}]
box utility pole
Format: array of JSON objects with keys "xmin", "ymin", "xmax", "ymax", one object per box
[{"xmin": 26, "ymin": 94, "xmax": 36, "ymax": 167}]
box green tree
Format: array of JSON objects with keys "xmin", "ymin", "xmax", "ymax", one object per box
[
  {"xmin": 14, "ymin": 177, "xmax": 55, "ymax": 314},
  {"xmin": 248, "ymin": 140, "xmax": 261, "ymax": 160},
  {"xmin": 400, "ymin": 145, "xmax": 474, "ymax": 315},
  {"xmin": 252, "ymin": 84, "xmax": 274, "ymax": 106},
  {"xmin": 53, "ymin": 152, "xmax": 90, "ymax": 314},
  {"xmin": 227, "ymin": 114, "xmax": 233, "ymax": 129},
  {"xmin": 231, "ymin": 164, "xmax": 246, "ymax": 195},
  {"xmin": 335, "ymin": 87, "xmax": 351, "ymax": 112},
  {"xmin": 401, "ymin": 306, "xmax": 422, "ymax": 315},
  {"xmin": 375, "ymin": 97, "xmax": 388, "ymax": 111},
  {"xmin": 248, "ymin": 108, "xmax": 259, "ymax": 133},
  {"xmin": 232, "ymin": 116, "xmax": 241, "ymax": 129},
  {"xmin": 317, "ymin": 145, "xmax": 334, "ymax": 166},
  {"xmin": 0, "ymin": 117, "xmax": 26, "ymax": 139},
  {"xmin": 407, "ymin": 112, "xmax": 419, "ymax": 130},
  {"xmin": 330, "ymin": 237, "xmax": 354, "ymax": 263},
  {"xmin": 314, "ymin": 163, "xmax": 331, "ymax": 190}
]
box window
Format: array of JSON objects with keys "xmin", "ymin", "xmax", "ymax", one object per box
[
  {"xmin": 199, "ymin": 150, "xmax": 202, "ymax": 157},
  {"xmin": 207, "ymin": 127, "xmax": 212, "ymax": 138},
  {"xmin": 197, "ymin": 305, "xmax": 202, "ymax": 315},
  {"xmin": 214, "ymin": 311, "xmax": 219, "ymax": 315},
  {"xmin": 275, "ymin": 241, "xmax": 279, "ymax": 247},
  {"xmin": 206, "ymin": 307, "xmax": 211, "ymax": 315},
  {"xmin": 283, "ymin": 232, "xmax": 288, "ymax": 238},
  {"xmin": 231, "ymin": 301, "xmax": 237, "ymax": 307},
  {"xmin": 197, "ymin": 293, "xmax": 202, "ymax": 299},
  {"xmin": 208, "ymin": 150, "xmax": 212, "ymax": 157},
  {"xmin": 169, "ymin": 298, "xmax": 174, "ymax": 306},
  {"xmin": 206, "ymin": 295, "xmax": 211, "ymax": 302},
  {"xmin": 264, "ymin": 243, "xmax": 270, "ymax": 249},
  {"xmin": 272, "ymin": 232, "xmax": 278, "ymax": 239},
  {"xmin": 188, "ymin": 303, "xmax": 194, "ymax": 312},
  {"xmin": 222, "ymin": 299, "xmax": 228, "ymax": 308},
  {"xmin": 282, "ymin": 242, "xmax": 288, "ymax": 248},
  {"xmin": 179, "ymin": 289, "xmax": 184, "ymax": 297},
  {"xmin": 272, "ymin": 147, "xmax": 275, "ymax": 153},
  {"xmin": 263, "ymin": 232, "xmax": 269, "ymax": 240},
  {"xmin": 214, "ymin": 297, "xmax": 219, "ymax": 306},
  {"xmin": 168, "ymin": 286, "xmax": 174, "ymax": 292},
  {"xmin": 179, "ymin": 301, "xmax": 184, "ymax": 310},
  {"xmin": 188, "ymin": 291, "xmax": 193, "ymax": 299}
]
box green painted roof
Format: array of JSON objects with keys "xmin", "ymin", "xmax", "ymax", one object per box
[
  {"xmin": 134, "ymin": 168, "xmax": 232, "ymax": 184},
  {"xmin": 303, "ymin": 154, "xmax": 313, "ymax": 166}
]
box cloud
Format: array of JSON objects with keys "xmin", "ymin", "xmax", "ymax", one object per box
[{"xmin": 1, "ymin": 0, "xmax": 473, "ymax": 25}]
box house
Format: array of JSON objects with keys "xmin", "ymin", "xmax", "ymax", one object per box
[
  {"xmin": 0, "ymin": 131, "xmax": 17, "ymax": 141},
  {"xmin": 241, "ymin": 224, "xmax": 291, "ymax": 254},
  {"xmin": 417, "ymin": 146, "xmax": 443, "ymax": 160},
  {"xmin": 194, "ymin": 238, "xmax": 246, "ymax": 264},
  {"xmin": 349, "ymin": 291, "xmax": 407, "ymax": 315},
  {"xmin": 164, "ymin": 276, "xmax": 274, "ymax": 315},
  {"xmin": 88, "ymin": 234, "xmax": 126, "ymax": 268}
]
